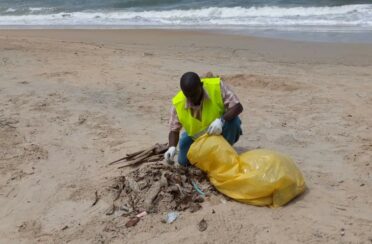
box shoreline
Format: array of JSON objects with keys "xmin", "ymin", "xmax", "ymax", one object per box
[
  {"xmin": 1, "ymin": 26, "xmax": 372, "ymax": 44},
  {"xmin": 1, "ymin": 29, "xmax": 372, "ymax": 67}
]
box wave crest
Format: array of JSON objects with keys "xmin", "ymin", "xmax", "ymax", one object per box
[{"xmin": 0, "ymin": 4, "xmax": 371, "ymax": 27}]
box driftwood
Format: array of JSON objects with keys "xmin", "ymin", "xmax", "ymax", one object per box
[
  {"xmin": 144, "ymin": 173, "xmax": 168, "ymax": 211},
  {"xmin": 109, "ymin": 143, "xmax": 168, "ymax": 168},
  {"xmin": 126, "ymin": 176, "xmax": 140, "ymax": 193},
  {"xmin": 125, "ymin": 217, "xmax": 140, "ymax": 228},
  {"xmin": 100, "ymin": 161, "xmax": 214, "ymax": 218},
  {"xmin": 126, "ymin": 150, "xmax": 145, "ymax": 158},
  {"xmin": 118, "ymin": 150, "xmax": 154, "ymax": 169},
  {"xmin": 108, "ymin": 149, "xmax": 146, "ymax": 166}
]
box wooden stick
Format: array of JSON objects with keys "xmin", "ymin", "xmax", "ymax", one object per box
[
  {"xmin": 146, "ymin": 154, "xmax": 163, "ymax": 162},
  {"xmin": 131, "ymin": 146, "xmax": 156, "ymax": 160},
  {"xmin": 108, "ymin": 143, "xmax": 166, "ymax": 166},
  {"xmin": 108, "ymin": 155, "xmax": 130, "ymax": 166},
  {"xmin": 117, "ymin": 150, "xmax": 155, "ymax": 169},
  {"xmin": 108, "ymin": 146, "xmax": 153, "ymax": 166},
  {"xmin": 154, "ymin": 143, "xmax": 168, "ymax": 154},
  {"xmin": 126, "ymin": 149, "xmax": 145, "ymax": 158}
]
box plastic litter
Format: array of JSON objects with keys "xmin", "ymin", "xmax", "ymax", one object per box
[
  {"xmin": 187, "ymin": 135, "xmax": 306, "ymax": 207},
  {"xmin": 191, "ymin": 180, "xmax": 205, "ymax": 197},
  {"xmin": 125, "ymin": 217, "xmax": 140, "ymax": 228},
  {"xmin": 136, "ymin": 211, "xmax": 147, "ymax": 218},
  {"xmin": 164, "ymin": 211, "xmax": 179, "ymax": 224}
]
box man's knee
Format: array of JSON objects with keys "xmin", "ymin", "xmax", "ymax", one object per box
[
  {"xmin": 222, "ymin": 116, "xmax": 242, "ymax": 145},
  {"xmin": 229, "ymin": 116, "xmax": 241, "ymax": 127},
  {"xmin": 178, "ymin": 133, "xmax": 193, "ymax": 166},
  {"xmin": 177, "ymin": 143, "xmax": 190, "ymax": 166},
  {"xmin": 223, "ymin": 116, "xmax": 241, "ymax": 132},
  {"xmin": 179, "ymin": 133, "xmax": 192, "ymax": 149},
  {"xmin": 177, "ymin": 154, "xmax": 189, "ymax": 167}
]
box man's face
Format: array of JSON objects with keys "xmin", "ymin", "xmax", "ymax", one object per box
[{"xmin": 183, "ymin": 84, "xmax": 203, "ymax": 105}]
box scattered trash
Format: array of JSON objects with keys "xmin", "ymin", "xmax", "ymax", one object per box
[
  {"xmin": 144, "ymin": 173, "xmax": 168, "ymax": 211},
  {"xmin": 136, "ymin": 211, "xmax": 147, "ymax": 218},
  {"xmin": 192, "ymin": 194, "xmax": 204, "ymax": 203},
  {"xmin": 125, "ymin": 217, "xmax": 140, "ymax": 228},
  {"xmin": 103, "ymin": 161, "xmax": 214, "ymax": 216},
  {"xmin": 198, "ymin": 218, "xmax": 208, "ymax": 232},
  {"xmin": 119, "ymin": 204, "xmax": 130, "ymax": 212},
  {"xmin": 340, "ymin": 228, "xmax": 345, "ymax": 236},
  {"xmin": 189, "ymin": 203, "xmax": 202, "ymax": 213},
  {"xmin": 191, "ymin": 180, "xmax": 205, "ymax": 197},
  {"xmin": 91, "ymin": 190, "xmax": 100, "ymax": 207},
  {"xmin": 61, "ymin": 225, "xmax": 69, "ymax": 231},
  {"xmin": 212, "ymin": 209, "xmax": 215, "ymax": 214},
  {"xmin": 163, "ymin": 212, "xmax": 179, "ymax": 224},
  {"xmin": 100, "ymin": 145, "xmax": 219, "ymax": 226},
  {"xmin": 126, "ymin": 176, "xmax": 140, "ymax": 193}
]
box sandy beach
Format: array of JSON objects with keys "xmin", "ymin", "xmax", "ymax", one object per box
[{"xmin": 0, "ymin": 29, "xmax": 371, "ymax": 243}]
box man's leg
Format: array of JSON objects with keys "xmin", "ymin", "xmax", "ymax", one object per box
[
  {"xmin": 222, "ymin": 116, "xmax": 242, "ymax": 145},
  {"xmin": 178, "ymin": 132, "xmax": 194, "ymax": 166}
]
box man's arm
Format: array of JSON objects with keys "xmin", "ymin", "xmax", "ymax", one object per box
[
  {"xmin": 168, "ymin": 130, "xmax": 180, "ymax": 147},
  {"xmin": 219, "ymin": 80, "xmax": 243, "ymax": 121},
  {"xmin": 164, "ymin": 107, "xmax": 181, "ymax": 163},
  {"xmin": 168, "ymin": 106, "xmax": 182, "ymax": 147},
  {"xmin": 222, "ymin": 103, "xmax": 243, "ymax": 122}
]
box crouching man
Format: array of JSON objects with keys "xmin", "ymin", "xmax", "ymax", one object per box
[{"xmin": 164, "ymin": 72, "xmax": 243, "ymax": 166}]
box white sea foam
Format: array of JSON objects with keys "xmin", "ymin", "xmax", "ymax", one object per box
[
  {"xmin": 29, "ymin": 7, "xmax": 44, "ymax": 12},
  {"xmin": 5, "ymin": 8, "xmax": 16, "ymax": 13},
  {"xmin": 28, "ymin": 7, "xmax": 55, "ymax": 13},
  {"xmin": 0, "ymin": 4, "xmax": 371, "ymax": 28}
]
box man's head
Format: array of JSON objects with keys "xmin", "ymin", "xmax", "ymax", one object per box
[{"xmin": 180, "ymin": 72, "xmax": 203, "ymax": 105}]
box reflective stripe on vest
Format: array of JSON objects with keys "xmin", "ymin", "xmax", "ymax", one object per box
[{"xmin": 172, "ymin": 77, "xmax": 224, "ymax": 137}]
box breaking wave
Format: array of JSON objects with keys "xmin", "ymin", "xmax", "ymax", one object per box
[{"xmin": 0, "ymin": 4, "xmax": 371, "ymax": 27}]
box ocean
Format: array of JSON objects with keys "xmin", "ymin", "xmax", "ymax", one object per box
[{"xmin": 0, "ymin": 0, "xmax": 372, "ymax": 42}]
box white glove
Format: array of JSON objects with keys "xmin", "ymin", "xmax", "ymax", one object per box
[
  {"xmin": 207, "ymin": 118, "xmax": 224, "ymax": 135},
  {"xmin": 164, "ymin": 146, "xmax": 176, "ymax": 164}
]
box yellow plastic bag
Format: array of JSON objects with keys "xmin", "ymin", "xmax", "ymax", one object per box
[{"xmin": 187, "ymin": 135, "xmax": 306, "ymax": 207}]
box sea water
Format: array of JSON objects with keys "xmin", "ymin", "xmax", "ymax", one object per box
[{"xmin": 0, "ymin": 0, "xmax": 371, "ymax": 43}]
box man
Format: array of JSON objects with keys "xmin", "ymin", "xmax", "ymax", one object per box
[{"xmin": 164, "ymin": 71, "xmax": 243, "ymax": 166}]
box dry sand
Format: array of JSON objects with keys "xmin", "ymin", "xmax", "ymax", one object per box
[{"xmin": 0, "ymin": 29, "xmax": 371, "ymax": 243}]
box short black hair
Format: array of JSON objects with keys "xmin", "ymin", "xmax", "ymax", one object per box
[{"xmin": 180, "ymin": 72, "xmax": 202, "ymax": 94}]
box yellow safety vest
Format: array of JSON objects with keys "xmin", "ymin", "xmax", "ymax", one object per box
[{"xmin": 172, "ymin": 77, "xmax": 224, "ymax": 137}]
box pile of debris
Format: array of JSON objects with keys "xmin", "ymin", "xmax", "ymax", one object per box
[{"xmin": 102, "ymin": 144, "xmax": 218, "ymax": 227}]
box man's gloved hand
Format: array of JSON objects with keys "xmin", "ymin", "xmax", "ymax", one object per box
[
  {"xmin": 164, "ymin": 146, "xmax": 176, "ymax": 164},
  {"xmin": 207, "ymin": 118, "xmax": 224, "ymax": 135}
]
